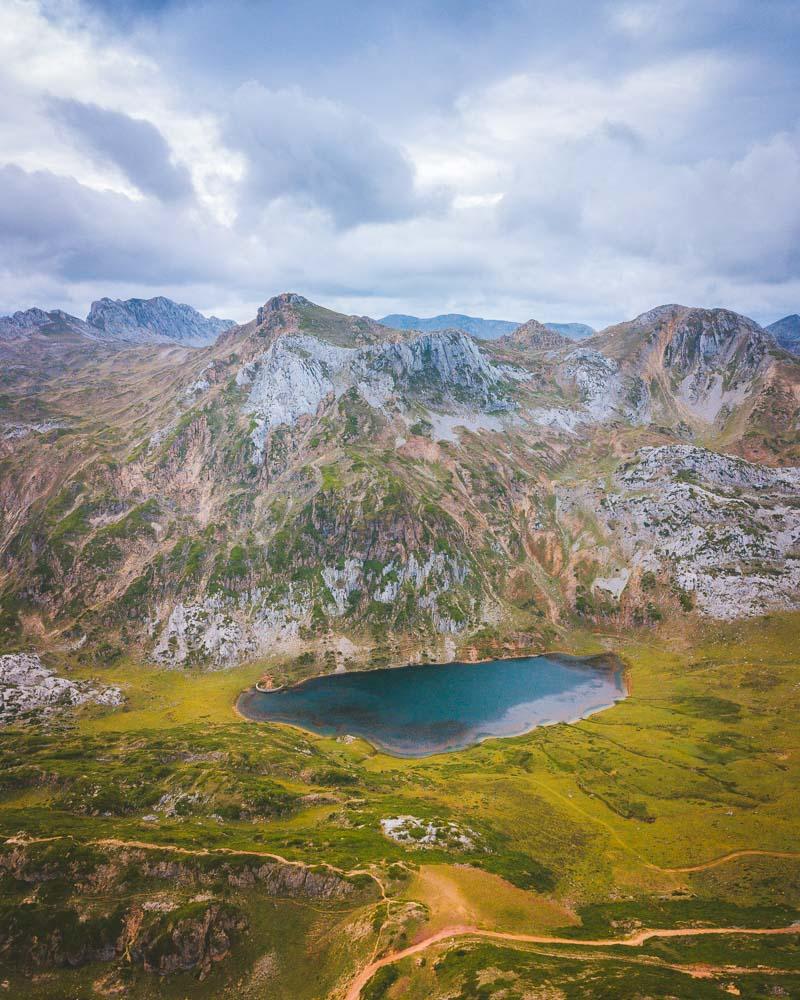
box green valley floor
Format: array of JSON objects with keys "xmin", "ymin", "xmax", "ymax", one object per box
[{"xmin": 2, "ymin": 612, "xmax": 800, "ymax": 998}]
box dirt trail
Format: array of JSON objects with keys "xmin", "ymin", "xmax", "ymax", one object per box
[
  {"xmin": 654, "ymin": 849, "xmax": 800, "ymax": 874},
  {"xmin": 8, "ymin": 834, "xmax": 798, "ymax": 903},
  {"xmin": 344, "ymin": 923, "xmax": 800, "ymax": 1000},
  {"xmin": 528, "ymin": 776, "xmax": 800, "ymax": 877},
  {"xmin": 8, "ymin": 832, "xmax": 800, "ymax": 1000},
  {"xmin": 4, "ymin": 834, "xmax": 386, "ymax": 897}
]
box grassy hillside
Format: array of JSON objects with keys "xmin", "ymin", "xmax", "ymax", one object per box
[{"xmin": 1, "ymin": 613, "xmax": 799, "ymax": 996}]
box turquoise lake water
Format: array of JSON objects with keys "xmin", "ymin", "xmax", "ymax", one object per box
[{"xmin": 237, "ymin": 654, "xmax": 626, "ymax": 757}]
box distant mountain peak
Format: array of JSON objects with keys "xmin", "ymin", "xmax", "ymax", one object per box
[
  {"xmin": 257, "ymin": 292, "xmax": 312, "ymax": 321},
  {"xmin": 1, "ymin": 295, "xmax": 236, "ymax": 351},
  {"xmin": 543, "ymin": 322, "xmax": 595, "ymax": 339},
  {"xmin": 508, "ymin": 318, "xmax": 571, "ymax": 350},
  {"xmin": 223, "ymin": 294, "xmax": 396, "ymax": 357},
  {"xmin": 379, "ymin": 312, "xmax": 519, "ymax": 340},
  {"xmin": 0, "ymin": 307, "xmax": 97, "ymax": 342},
  {"xmin": 86, "ymin": 296, "xmax": 235, "ymax": 346},
  {"xmin": 766, "ymin": 314, "xmax": 800, "ymax": 356},
  {"xmin": 379, "ymin": 311, "xmax": 594, "ymax": 341}
]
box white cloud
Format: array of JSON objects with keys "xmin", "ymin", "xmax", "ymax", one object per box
[{"xmin": 0, "ymin": 0, "xmax": 797, "ymax": 330}]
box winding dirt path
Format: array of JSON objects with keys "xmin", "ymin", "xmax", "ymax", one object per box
[
  {"xmin": 524, "ymin": 773, "xmax": 800, "ymax": 878},
  {"xmin": 654, "ymin": 849, "xmax": 800, "ymax": 874},
  {"xmin": 9, "ymin": 833, "xmax": 800, "ymax": 999},
  {"xmin": 4, "ymin": 834, "xmax": 387, "ymax": 898},
  {"xmin": 344, "ymin": 923, "xmax": 800, "ymax": 1000}
]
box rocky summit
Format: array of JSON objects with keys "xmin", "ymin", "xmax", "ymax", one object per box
[
  {"xmin": 0, "ymin": 292, "xmax": 798, "ymax": 670},
  {"xmin": 86, "ymin": 296, "xmax": 235, "ymax": 346},
  {"xmin": 0, "ymin": 295, "xmax": 235, "ymax": 351}
]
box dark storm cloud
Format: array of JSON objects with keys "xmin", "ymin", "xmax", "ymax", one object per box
[
  {"xmin": 48, "ymin": 98, "xmax": 193, "ymax": 201},
  {"xmin": 224, "ymin": 83, "xmax": 440, "ymax": 228}
]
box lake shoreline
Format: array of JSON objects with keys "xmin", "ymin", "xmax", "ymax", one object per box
[
  {"xmin": 236, "ymin": 651, "xmax": 628, "ymax": 758},
  {"xmin": 242, "ymin": 648, "xmax": 625, "ymax": 697}
]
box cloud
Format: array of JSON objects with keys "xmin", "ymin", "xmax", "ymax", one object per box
[
  {"xmin": 494, "ymin": 108, "xmax": 800, "ymax": 286},
  {"xmin": 224, "ymin": 82, "xmax": 439, "ymax": 228},
  {"xmin": 0, "ymin": 0, "xmax": 799, "ymax": 329},
  {"xmin": 48, "ymin": 97, "xmax": 193, "ymax": 201},
  {"xmin": 0, "ymin": 164, "xmax": 224, "ymax": 284}
]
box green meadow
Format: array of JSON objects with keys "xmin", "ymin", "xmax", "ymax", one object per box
[{"xmin": 2, "ymin": 612, "xmax": 799, "ymax": 997}]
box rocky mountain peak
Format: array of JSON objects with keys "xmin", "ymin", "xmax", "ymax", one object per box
[
  {"xmin": 86, "ymin": 296, "xmax": 235, "ymax": 346},
  {"xmin": 603, "ymin": 304, "xmax": 767, "ymax": 354},
  {"xmin": 236, "ymin": 317, "xmax": 509, "ymax": 459},
  {"xmin": 586, "ymin": 304, "xmax": 785, "ymax": 426},
  {"xmin": 661, "ymin": 307, "xmax": 768, "ymax": 372},
  {"xmin": 508, "ymin": 319, "xmax": 571, "ymax": 351},
  {"xmin": 0, "ymin": 307, "xmax": 97, "ymax": 341},
  {"xmin": 233, "ymin": 294, "xmax": 397, "ymax": 354},
  {"xmin": 256, "ymin": 292, "xmax": 311, "ymax": 324},
  {"xmin": 628, "ymin": 303, "xmax": 688, "ymax": 330}
]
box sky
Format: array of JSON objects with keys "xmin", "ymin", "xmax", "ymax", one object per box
[{"xmin": 0, "ymin": 0, "xmax": 798, "ymax": 329}]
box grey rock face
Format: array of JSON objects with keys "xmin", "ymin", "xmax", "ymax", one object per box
[
  {"xmin": 86, "ymin": 296, "xmax": 235, "ymax": 346},
  {"xmin": 241, "ymin": 328, "xmax": 511, "ymax": 456},
  {"xmin": 562, "ymin": 445, "xmax": 800, "ymax": 620},
  {"xmin": 1, "ymin": 297, "xmax": 235, "ymax": 347},
  {"xmin": 661, "ymin": 309, "xmax": 770, "ymax": 421},
  {"xmin": 593, "ymin": 304, "xmax": 778, "ymax": 424},
  {"xmin": 619, "ymin": 444, "xmax": 800, "ymax": 492},
  {"xmin": 153, "ymin": 547, "xmax": 475, "ymax": 667},
  {"xmin": 562, "ymin": 348, "xmax": 651, "ymax": 424},
  {"xmin": 662, "ymin": 309, "xmax": 767, "ymax": 374},
  {"xmin": 0, "ymin": 652, "xmax": 123, "ymax": 724}
]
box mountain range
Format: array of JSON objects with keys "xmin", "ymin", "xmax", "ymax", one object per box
[
  {"xmin": 1, "ymin": 292, "xmax": 798, "ymax": 671},
  {"xmin": 0, "ymin": 295, "xmax": 234, "ymax": 348},
  {"xmin": 379, "ymin": 312, "xmax": 595, "ymax": 340}
]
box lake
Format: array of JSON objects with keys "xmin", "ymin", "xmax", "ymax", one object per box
[{"xmin": 236, "ymin": 653, "xmax": 626, "ymax": 757}]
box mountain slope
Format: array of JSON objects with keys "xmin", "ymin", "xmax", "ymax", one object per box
[
  {"xmin": 767, "ymin": 314, "xmax": 800, "ymax": 355},
  {"xmin": 583, "ymin": 305, "xmax": 793, "ymax": 438},
  {"xmin": 0, "ymin": 294, "xmax": 798, "ymax": 669},
  {"xmin": 0, "ymin": 307, "xmax": 121, "ymax": 388}
]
